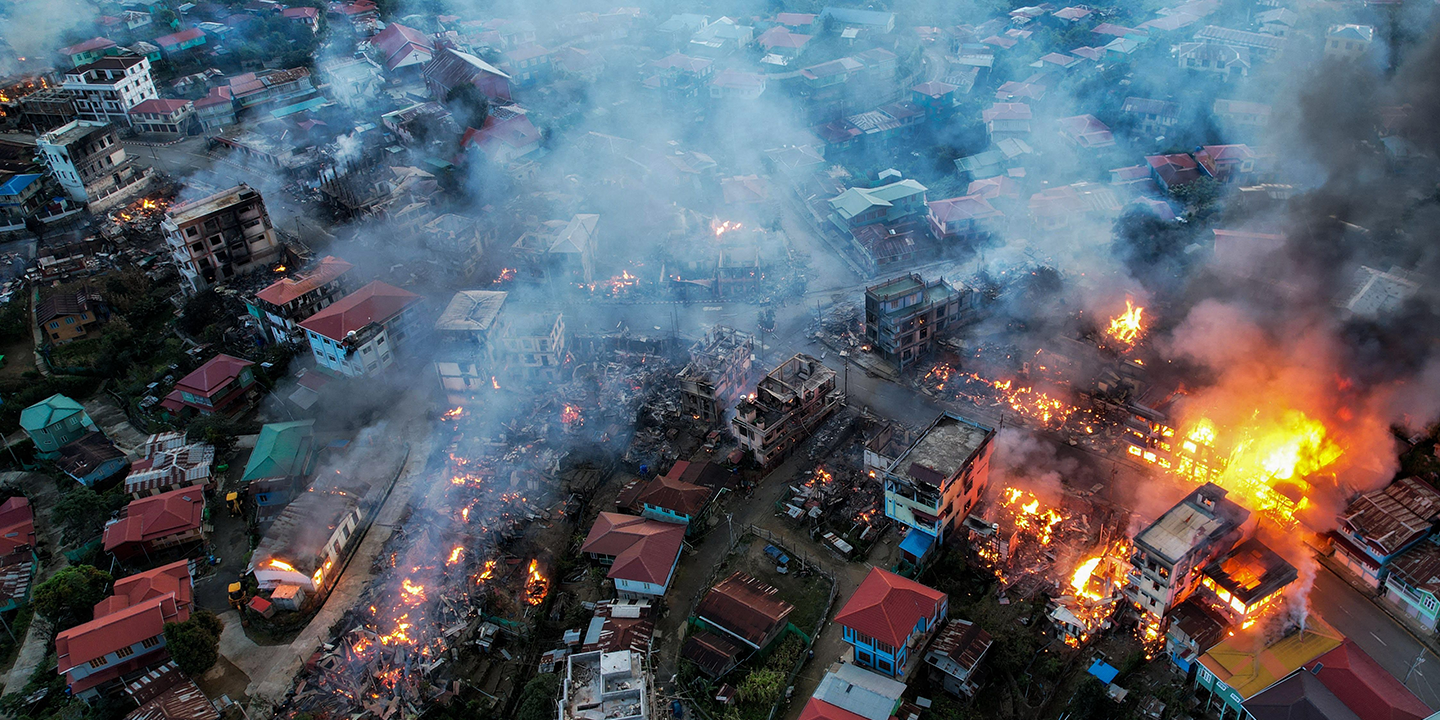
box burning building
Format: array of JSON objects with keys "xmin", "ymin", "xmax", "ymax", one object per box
[
  {"xmin": 732, "ymin": 353, "xmax": 841, "ymax": 469},
  {"xmin": 36, "ymin": 120, "xmax": 152, "ymax": 209},
  {"xmin": 1191, "ymin": 614, "xmax": 1344, "ymax": 720},
  {"xmin": 863, "ymin": 273, "xmax": 969, "ymax": 371},
  {"xmin": 559, "ymin": 650, "xmax": 649, "ymax": 720},
  {"xmin": 161, "ymin": 184, "xmax": 282, "ymax": 294},
  {"xmin": 677, "ymin": 326, "xmax": 754, "ymax": 425},
  {"xmin": 1195, "ymin": 538, "xmax": 1297, "ymax": 627},
  {"xmin": 882, "ymin": 412, "xmax": 994, "ymax": 548},
  {"xmin": 1126, "ymin": 483, "xmax": 1253, "ymax": 622},
  {"xmin": 246, "ymin": 256, "xmax": 356, "ymax": 345}
]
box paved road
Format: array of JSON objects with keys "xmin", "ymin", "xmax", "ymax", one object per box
[{"xmin": 1309, "ymin": 564, "xmax": 1440, "ymax": 709}]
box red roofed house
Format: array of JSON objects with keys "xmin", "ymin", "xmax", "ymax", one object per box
[
  {"xmin": 59, "ymin": 37, "xmax": 119, "ymax": 68},
  {"xmin": 128, "ymin": 98, "xmax": 195, "ymax": 136},
  {"xmin": 371, "ymin": 22, "xmax": 433, "ymax": 73},
  {"xmin": 300, "ymin": 280, "xmax": 425, "ymax": 378},
  {"xmin": 911, "ymin": 81, "xmax": 959, "ymax": 114},
  {"xmin": 282, "ymin": 6, "xmax": 321, "ymax": 33},
  {"xmin": 459, "ymin": 113, "xmax": 541, "ymax": 166},
  {"xmin": 160, "ymin": 354, "xmax": 257, "ymax": 418},
  {"xmin": 581, "ymin": 512, "xmax": 686, "ymax": 598},
  {"xmin": 1195, "ymin": 144, "xmax": 1258, "ymax": 183},
  {"xmin": 423, "ymin": 47, "xmax": 512, "ymax": 102},
  {"xmin": 194, "ymin": 86, "xmax": 235, "ymax": 131},
  {"xmin": 695, "ymin": 571, "xmax": 794, "ymax": 651},
  {"xmin": 927, "ymin": 194, "xmax": 1001, "ymax": 243},
  {"xmin": 1147, "ymin": 152, "xmax": 1210, "ymax": 193},
  {"xmin": 1056, "ymin": 114, "xmax": 1115, "ymax": 149},
  {"xmin": 154, "ymin": 28, "xmax": 207, "ymax": 57},
  {"xmin": 635, "ymin": 473, "xmax": 713, "ymax": 530},
  {"xmin": 246, "ymin": 256, "xmax": 355, "ymax": 344},
  {"xmin": 756, "ymin": 26, "xmax": 810, "ymax": 57},
  {"xmin": 1301, "ymin": 639, "xmax": 1432, "ymax": 720},
  {"xmin": 0, "ymin": 497, "xmax": 38, "ymax": 613},
  {"xmin": 836, "ymin": 567, "xmax": 948, "ymax": 678},
  {"xmin": 982, "ymin": 102, "xmax": 1032, "ymax": 141},
  {"xmin": 55, "ymin": 563, "xmax": 193, "ymax": 700},
  {"xmin": 102, "ymin": 485, "xmax": 207, "ymax": 560}
]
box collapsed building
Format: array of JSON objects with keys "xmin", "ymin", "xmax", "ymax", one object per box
[
  {"xmin": 677, "ymin": 326, "xmax": 754, "ymax": 426},
  {"xmin": 559, "ymin": 650, "xmax": 649, "ymax": 720},
  {"xmin": 432, "ymin": 290, "xmax": 571, "ymax": 403},
  {"xmin": 731, "ymin": 353, "xmax": 841, "ymax": 468}
]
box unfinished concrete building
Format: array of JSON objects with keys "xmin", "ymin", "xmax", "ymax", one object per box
[
  {"xmin": 732, "ymin": 353, "xmax": 841, "ymax": 469},
  {"xmin": 678, "ymin": 326, "xmax": 754, "ymax": 426},
  {"xmin": 560, "ymin": 650, "xmax": 649, "ymax": 720}
]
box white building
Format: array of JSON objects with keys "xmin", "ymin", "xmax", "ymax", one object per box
[
  {"xmin": 300, "ymin": 281, "xmax": 426, "ymax": 378},
  {"xmin": 61, "ymin": 55, "xmax": 157, "ymax": 126},
  {"xmin": 559, "ymin": 650, "xmax": 649, "ymax": 720},
  {"xmin": 36, "ymin": 120, "xmax": 151, "ymax": 208}
]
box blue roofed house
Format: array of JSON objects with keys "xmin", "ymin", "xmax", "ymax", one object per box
[
  {"xmin": 20, "ymin": 394, "xmax": 98, "ymax": 459},
  {"xmin": 0, "ymin": 173, "xmax": 68, "ymax": 231},
  {"xmin": 798, "ymin": 664, "xmax": 906, "ymax": 720},
  {"xmin": 835, "ymin": 567, "xmax": 948, "ymax": 678},
  {"xmin": 1329, "ymin": 476, "xmax": 1440, "ymax": 589},
  {"xmin": 242, "ymin": 420, "xmax": 318, "ymax": 527}
]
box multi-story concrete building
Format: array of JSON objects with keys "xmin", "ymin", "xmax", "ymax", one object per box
[
  {"xmin": 246, "ymin": 256, "xmax": 355, "ymax": 344},
  {"xmin": 677, "ymin": 326, "xmax": 754, "ymax": 425},
  {"xmin": 36, "ymin": 120, "xmax": 151, "ymax": 208},
  {"xmin": 883, "ymin": 412, "xmax": 994, "ymax": 547},
  {"xmin": 60, "ymin": 55, "xmax": 157, "ymax": 126},
  {"xmin": 560, "ymin": 650, "xmax": 649, "ymax": 720},
  {"xmin": 864, "ymin": 273, "xmax": 967, "ymax": 371},
  {"xmin": 161, "ymin": 184, "xmax": 282, "ymax": 293},
  {"xmin": 433, "ymin": 290, "xmax": 509, "ymax": 404},
  {"xmin": 494, "ymin": 308, "xmax": 566, "ymax": 382},
  {"xmin": 732, "ymin": 353, "xmax": 841, "ymax": 469},
  {"xmin": 1126, "ymin": 483, "xmax": 1253, "ymax": 621},
  {"xmin": 300, "ymin": 281, "xmax": 425, "ymax": 378}
]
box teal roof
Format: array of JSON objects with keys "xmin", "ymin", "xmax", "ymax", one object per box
[
  {"xmin": 242, "ymin": 420, "xmax": 315, "ymax": 482},
  {"xmin": 269, "ymin": 96, "xmax": 329, "ymax": 119},
  {"xmin": 19, "ymin": 394, "xmax": 86, "ymax": 431},
  {"xmin": 828, "ymin": 179, "xmax": 928, "ymax": 220}
]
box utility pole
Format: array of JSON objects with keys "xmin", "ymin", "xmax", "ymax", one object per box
[{"xmin": 1406, "ymin": 650, "xmax": 1426, "ymax": 683}]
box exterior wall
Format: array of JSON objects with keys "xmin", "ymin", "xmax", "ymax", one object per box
[
  {"xmin": 1332, "ymin": 538, "xmax": 1385, "ymax": 588},
  {"xmin": 641, "ymin": 503, "xmax": 692, "ymax": 525},
  {"xmin": 308, "ymin": 328, "xmax": 394, "ymax": 377},
  {"xmin": 43, "ymin": 311, "xmax": 99, "ymax": 343},
  {"xmin": 162, "ymin": 191, "xmax": 281, "ymax": 294},
  {"xmin": 28, "ymin": 412, "xmax": 94, "ymax": 454},
  {"xmin": 1383, "ymin": 575, "xmax": 1440, "ymax": 631},
  {"xmin": 65, "ymin": 634, "xmax": 167, "ymax": 699},
  {"xmin": 61, "ymin": 58, "xmax": 158, "ymax": 126},
  {"xmin": 841, "ymin": 598, "xmax": 947, "ymax": 677},
  {"xmin": 1191, "ymin": 663, "xmax": 1248, "ymax": 720}
]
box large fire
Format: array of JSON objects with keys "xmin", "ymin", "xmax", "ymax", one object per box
[
  {"xmin": 1130, "ymin": 409, "xmax": 1343, "ymax": 527},
  {"xmin": 268, "ymin": 559, "xmax": 297, "ymax": 572},
  {"xmin": 524, "ymin": 560, "xmax": 549, "ymax": 606},
  {"xmin": 1105, "ymin": 298, "xmax": 1145, "ymax": 349},
  {"xmin": 923, "ymin": 365, "xmax": 1079, "ymax": 429}
]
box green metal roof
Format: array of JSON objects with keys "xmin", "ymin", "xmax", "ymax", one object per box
[
  {"xmin": 19, "ymin": 394, "xmax": 87, "ymax": 432},
  {"xmin": 829, "ymin": 179, "xmax": 928, "ymax": 220},
  {"xmin": 242, "ymin": 420, "xmax": 316, "ymax": 482},
  {"xmin": 868, "ymin": 178, "xmax": 927, "ymax": 202}
]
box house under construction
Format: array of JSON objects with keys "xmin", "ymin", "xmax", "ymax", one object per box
[
  {"xmin": 678, "ymin": 326, "xmax": 754, "ymax": 426},
  {"xmin": 732, "ymin": 353, "xmax": 842, "ymax": 469}
]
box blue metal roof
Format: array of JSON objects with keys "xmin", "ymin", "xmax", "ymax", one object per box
[
  {"xmin": 0, "ymin": 174, "xmax": 41, "ymax": 197},
  {"xmin": 900, "ymin": 528, "xmax": 935, "ymax": 559},
  {"xmin": 1087, "ymin": 660, "xmax": 1119, "ymax": 684}
]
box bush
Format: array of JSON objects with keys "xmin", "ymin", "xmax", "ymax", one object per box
[
  {"xmin": 737, "ymin": 668, "xmax": 784, "ymax": 706},
  {"xmin": 164, "ymin": 609, "xmax": 225, "ymax": 675}
]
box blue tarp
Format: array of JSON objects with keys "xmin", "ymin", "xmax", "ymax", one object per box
[
  {"xmin": 900, "ymin": 528, "xmax": 935, "ymax": 559},
  {"xmin": 1087, "ymin": 660, "xmax": 1119, "ymax": 684}
]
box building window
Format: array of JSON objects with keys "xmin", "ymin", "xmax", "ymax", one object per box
[
  {"xmin": 89, "ymin": 657, "xmax": 109, "ymax": 668},
  {"xmin": 142, "ymin": 636, "xmax": 160, "ymax": 648},
  {"xmin": 115, "ymin": 645, "xmax": 135, "ymax": 658}
]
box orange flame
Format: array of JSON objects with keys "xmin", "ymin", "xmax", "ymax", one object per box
[
  {"xmin": 447, "ymin": 546, "xmax": 464, "ymax": 565},
  {"xmin": 561, "ymin": 404, "xmax": 581, "ymax": 426},
  {"xmin": 268, "ymin": 559, "xmax": 297, "ymax": 572},
  {"xmin": 712, "ymin": 219, "xmax": 743, "ymax": 237},
  {"xmin": 524, "ymin": 560, "xmax": 549, "ymax": 605},
  {"xmin": 1106, "ymin": 297, "xmax": 1145, "ymax": 348},
  {"xmin": 401, "ymin": 578, "xmax": 426, "ymax": 604}
]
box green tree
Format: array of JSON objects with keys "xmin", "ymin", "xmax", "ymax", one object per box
[
  {"xmin": 187, "ymin": 414, "xmax": 242, "ymax": 457},
  {"xmin": 164, "ymin": 610, "xmax": 224, "ymax": 675},
  {"xmin": 514, "ymin": 673, "xmax": 561, "ymax": 720},
  {"xmin": 1171, "ymin": 176, "xmax": 1222, "ymax": 214},
  {"xmin": 737, "ymin": 668, "xmax": 785, "ymax": 705},
  {"xmin": 51, "ymin": 486, "xmax": 106, "ymax": 542},
  {"xmin": 33, "ymin": 566, "xmax": 112, "ymax": 629}
]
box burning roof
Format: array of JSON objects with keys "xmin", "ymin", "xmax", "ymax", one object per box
[
  {"xmin": 1200, "ymin": 538, "xmax": 1297, "ymax": 607},
  {"xmin": 1198, "ymin": 614, "xmax": 1344, "ymax": 702},
  {"xmin": 255, "ymin": 256, "xmax": 354, "ymax": 307}
]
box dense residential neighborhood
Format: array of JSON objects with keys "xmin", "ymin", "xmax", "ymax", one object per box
[{"xmin": 0, "ymin": 2, "xmax": 1434, "ymax": 720}]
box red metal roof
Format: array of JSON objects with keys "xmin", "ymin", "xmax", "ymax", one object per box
[
  {"xmin": 255, "ymin": 256, "xmax": 353, "ymax": 306},
  {"xmin": 298, "ymin": 280, "xmax": 421, "ymax": 341},
  {"xmin": 56, "ymin": 594, "xmax": 180, "ymax": 672},
  {"xmin": 635, "ymin": 474, "xmax": 712, "ymax": 517},
  {"xmin": 696, "ymin": 572, "xmax": 794, "ymax": 648},
  {"xmin": 1306, "ymin": 639, "xmax": 1433, "ymax": 720},
  {"xmin": 928, "ymin": 195, "xmax": 1001, "ymax": 223},
  {"xmin": 282, "ymin": 6, "xmax": 319, "ymax": 19},
  {"xmin": 460, "ymin": 114, "xmax": 540, "ymax": 155},
  {"xmin": 834, "ymin": 567, "xmax": 947, "ymax": 647},
  {"xmin": 175, "ymin": 354, "xmax": 254, "ymax": 397},
  {"xmin": 799, "ymin": 697, "xmax": 870, "ymax": 720},
  {"xmin": 129, "ymin": 98, "xmax": 193, "ymax": 116},
  {"xmin": 101, "ymin": 561, "xmax": 193, "ymax": 621},
  {"xmin": 194, "ymin": 86, "xmax": 232, "ymax": 109},
  {"xmin": 61, "ymin": 37, "xmax": 117, "ymax": 55},
  {"xmin": 372, "ymin": 22, "xmax": 432, "ymax": 71},
  {"xmin": 581, "ymin": 512, "xmax": 685, "ymax": 586},
  {"xmin": 0, "ymin": 497, "xmax": 35, "ymax": 558},
  {"xmin": 156, "ymin": 28, "xmax": 205, "ymax": 48},
  {"xmin": 103, "ymin": 486, "xmax": 205, "ymax": 552}
]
